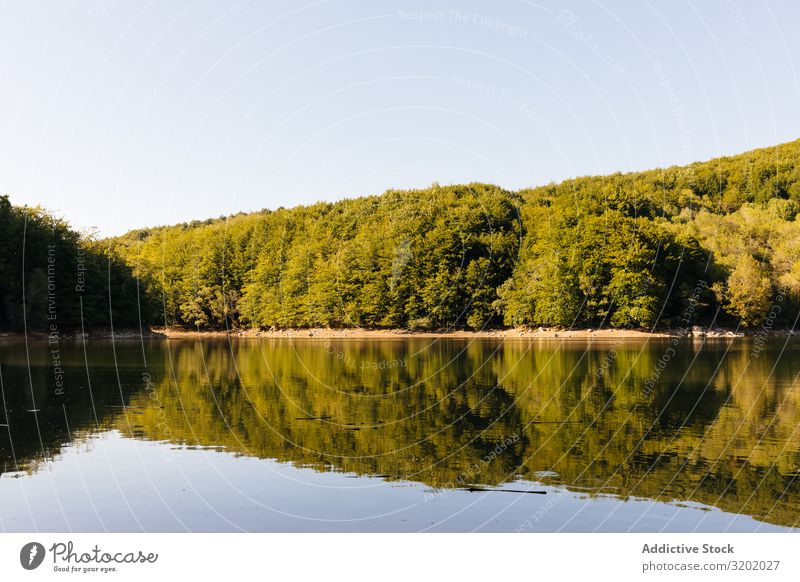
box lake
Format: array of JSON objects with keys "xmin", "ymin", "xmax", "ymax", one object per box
[{"xmin": 0, "ymin": 336, "xmax": 798, "ymax": 532}]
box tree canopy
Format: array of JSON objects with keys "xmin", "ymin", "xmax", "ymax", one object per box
[
  {"xmin": 0, "ymin": 195, "xmax": 146, "ymax": 331},
  {"xmin": 4, "ymin": 137, "xmax": 800, "ymax": 331}
]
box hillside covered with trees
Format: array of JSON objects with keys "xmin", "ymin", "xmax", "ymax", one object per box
[
  {"xmin": 110, "ymin": 138, "xmax": 800, "ymax": 332},
  {"xmin": 4, "ymin": 138, "xmax": 800, "ymax": 332}
]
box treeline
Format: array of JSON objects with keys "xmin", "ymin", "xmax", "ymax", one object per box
[
  {"xmin": 5, "ymin": 138, "xmax": 800, "ymax": 332},
  {"xmin": 0, "ymin": 195, "xmax": 147, "ymax": 331},
  {"xmin": 111, "ymin": 138, "xmax": 800, "ymax": 330},
  {"xmin": 114, "ymin": 185, "xmax": 522, "ymax": 330},
  {"xmin": 502, "ymin": 138, "xmax": 800, "ymax": 328},
  {"xmin": 500, "ymin": 138, "xmax": 800, "ymax": 329}
]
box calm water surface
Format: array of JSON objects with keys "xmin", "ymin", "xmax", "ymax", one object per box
[{"xmin": 1, "ymin": 337, "xmax": 799, "ymax": 532}]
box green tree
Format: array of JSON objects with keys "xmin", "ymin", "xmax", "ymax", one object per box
[{"xmin": 714, "ymin": 255, "xmax": 772, "ymax": 327}]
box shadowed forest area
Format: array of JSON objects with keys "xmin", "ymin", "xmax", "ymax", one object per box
[{"xmin": 0, "ymin": 195, "xmax": 148, "ymax": 332}]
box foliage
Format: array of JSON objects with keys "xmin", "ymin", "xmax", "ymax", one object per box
[
  {"xmin": 6, "ymin": 138, "xmax": 800, "ymax": 331},
  {"xmin": 0, "ymin": 195, "xmax": 148, "ymax": 331},
  {"xmin": 111, "ymin": 184, "xmax": 523, "ymax": 330}
]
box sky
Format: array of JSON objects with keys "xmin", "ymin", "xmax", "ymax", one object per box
[{"xmin": 1, "ymin": 0, "xmax": 798, "ymax": 236}]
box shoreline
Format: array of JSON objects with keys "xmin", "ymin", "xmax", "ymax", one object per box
[
  {"xmin": 159, "ymin": 327, "xmax": 678, "ymax": 339},
  {"xmin": 3, "ymin": 326, "xmax": 790, "ymax": 340},
  {"xmin": 155, "ymin": 326, "xmax": 761, "ymax": 339}
]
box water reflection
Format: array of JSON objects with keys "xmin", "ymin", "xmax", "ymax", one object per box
[{"xmin": 1, "ymin": 337, "xmax": 799, "ymax": 529}]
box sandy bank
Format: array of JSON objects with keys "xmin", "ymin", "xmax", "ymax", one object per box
[
  {"xmin": 3, "ymin": 326, "xmax": 790, "ymax": 341},
  {"xmin": 154, "ymin": 326, "xmax": 746, "ymax": 340}
]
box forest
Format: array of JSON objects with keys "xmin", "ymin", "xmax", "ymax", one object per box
[
  {"xmin": 3, "ymin": 137, "xmax": 800, "ymax": 332},
  {"xmin": 0, "ymin": 194, "xmax": 146, "ymax": 332}
]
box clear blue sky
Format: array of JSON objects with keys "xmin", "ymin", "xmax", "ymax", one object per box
[{"xmin": 1, "ymin": 0, "xmax": 798, "ymax": 235}]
